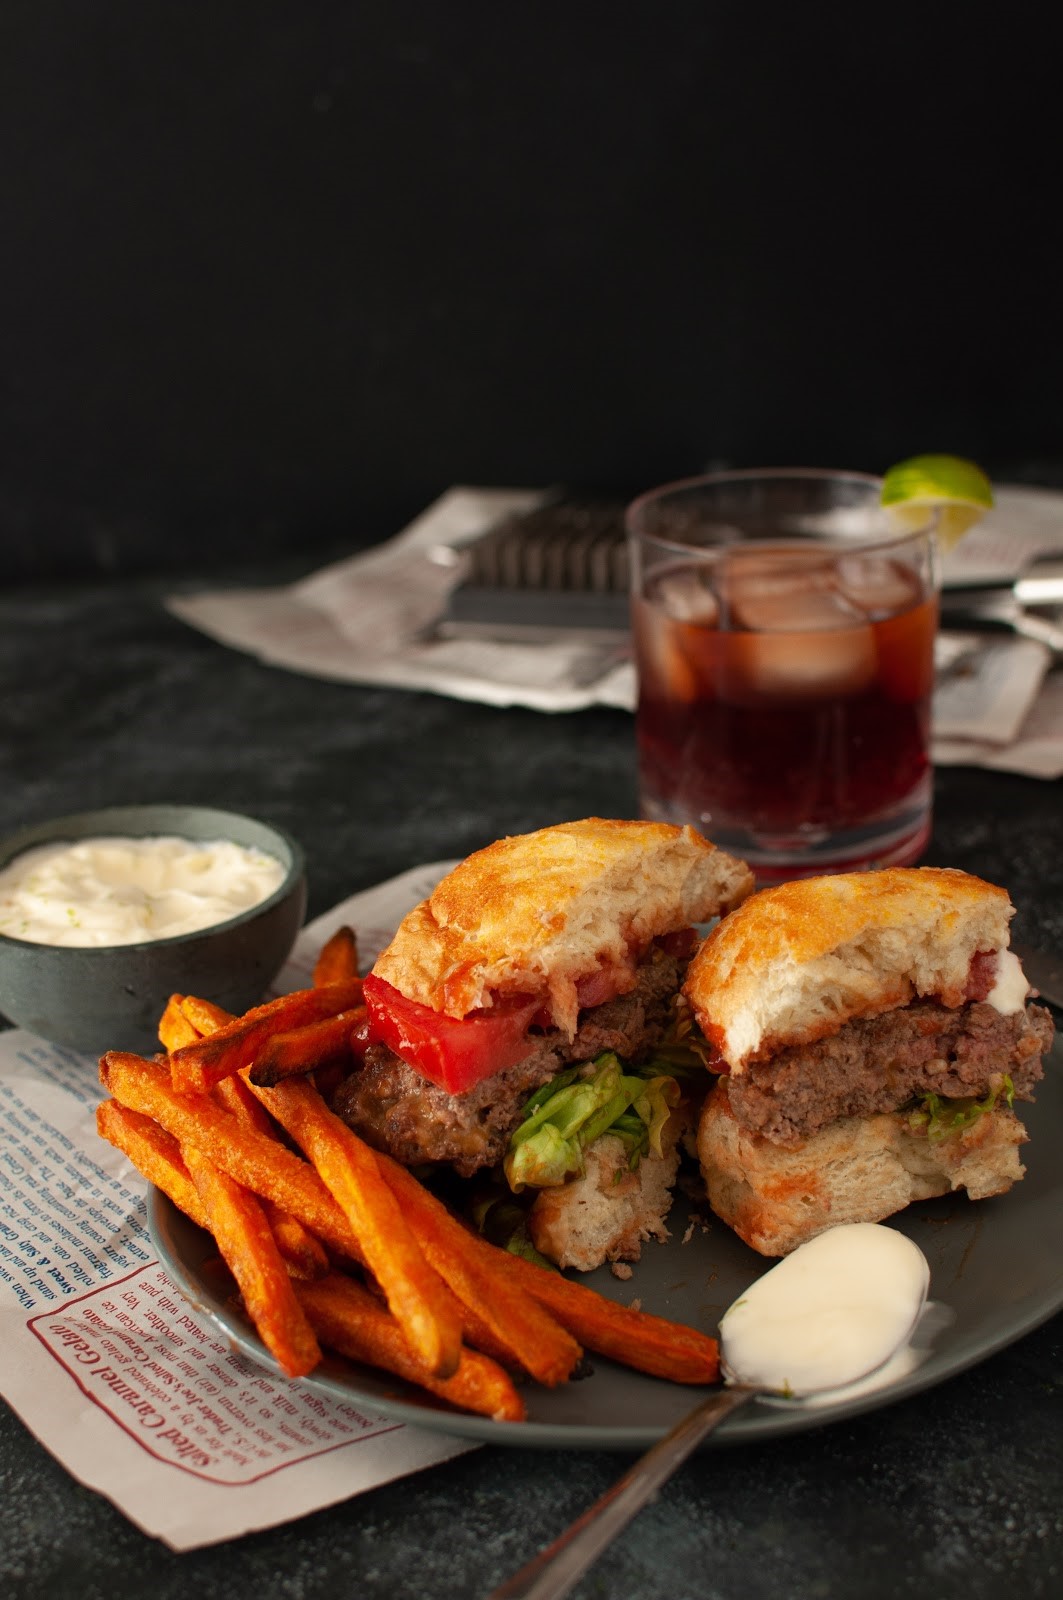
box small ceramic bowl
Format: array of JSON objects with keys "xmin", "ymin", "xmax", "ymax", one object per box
[{"xmin": 0, "ymin": 804, "xmax": 307, "ymax": 1057}]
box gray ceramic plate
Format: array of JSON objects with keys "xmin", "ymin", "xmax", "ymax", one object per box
[{"xmin": 147, "ymin": 1032, "xmax": 1063, "ymax": 1451}]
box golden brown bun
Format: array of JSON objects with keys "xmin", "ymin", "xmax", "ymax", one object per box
[
  {"xmin": 373, "ymin": 819, "xmax": 754, "ymax": 1035},
  {"xmin": 697, "ymin": 1078, "xmax": 1027, "ymax": 1257},
  {"xmin": 528, "ymin": 1117, "xmax": 683, "ymax": 1272},
  {"xmin": 684, "ymin": 867, "xmax": 1014, "ymax": 1072}
]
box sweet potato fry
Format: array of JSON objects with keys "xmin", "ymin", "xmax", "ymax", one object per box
[
  {"xmin": 498, "ymin": 1252, "xmax": 720, "ymax": 1385},
  {"xmin": 213, "ymin": 1071, "xmax": 276, "ymax": 1136},
  {"xmin": 173, "ymin": 996, "xmax": 282, "ymax": 1136},
  {"xmin": 375, "ymin": 1153, "xmax": 581, "ymax": 1387},
  {"xmin": 96, "ymin": 1099, "xmax": 209, "ymax": 1230},
  {"xmin": 263, "ymin": 1207, "xmax": 330, "ymax": 1280},
  {"xmin": 313, "ymin": 925, "xmax": 360, "ymax": 987},
  {"xmin": 169, "ymin": 980, "xmax": 363, "ymax": 1093},
  {"xmin": 100, "ymin": 1052, "xmax": 362, "ymax": 1260},
  {"xmin": 249, "ymin": 1077, "xmax": 462, "ymax": 1380},
  {"xmin": 179, "ymin": 994, "xmax": 235, "ymax": 1036},
  {"xmin": 158, "ymin": 994, "xmax": 199, "ymax": 1052},
  {"xmin": 183, "ymin": 1141, "xmax": 321, "ymax": 1379},
  {"xmin": 97, "ymin": 1086, "xmax": 327, "ymax": 1279},
  {"xmin": 204, "ymin": 1065, "xmax": 328, "ymax": 1278},
  {"xmin": 296, "ymin": 1273, "xmax": 525, "ymax": 1423},
  {"xmin": 248, "ymin": 1007, "xmax": 366, "ymax": 1087}
]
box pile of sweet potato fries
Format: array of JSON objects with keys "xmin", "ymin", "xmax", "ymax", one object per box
[{"xmin": 96, "ymin": 927, "xmax": 720, "ymax": 1422}]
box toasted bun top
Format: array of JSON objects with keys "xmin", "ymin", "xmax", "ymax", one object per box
[
  {"xmin": 683, "ymin": 867, "xmax": 1015, "ymax": 1072},
  {"xmin": 372, "ymin": 818, "xmax": 754, "ymax": 1033}
]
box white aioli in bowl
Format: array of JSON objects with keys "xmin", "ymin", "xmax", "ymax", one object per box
[
  {"xmin": 720, "ymin": 1223, "xmax": 931, "ymax": 1398},
  {"xmin": 0, "ymin": 835, "xmax": 287, "ymax": 947}
]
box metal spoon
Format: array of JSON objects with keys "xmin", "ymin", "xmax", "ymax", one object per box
[
  {"xmin": 939, "ymin": 553, "xmax": 1063, "ymax": 656},
  {"xmin": 486, "ymin": 1226, "xmax": 932, "ymax": 1600}
]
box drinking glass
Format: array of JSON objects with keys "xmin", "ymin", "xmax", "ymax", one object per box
[{"xmin": 626, "ymin": 468, "xmax": 940, "ymax": 881}]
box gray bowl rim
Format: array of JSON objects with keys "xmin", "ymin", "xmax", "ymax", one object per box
[{"xmin": 0, "ymin": 804, "xmax": 306, "ymax": 955}]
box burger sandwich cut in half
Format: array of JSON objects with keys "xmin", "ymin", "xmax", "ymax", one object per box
[
  {"xmin": 684, "ymin": 867, "xmax": 1055, "ymax": 1256},
  {"xmin": 332, "ymin": 819, "xmax": 754, "ymax": 1271}
]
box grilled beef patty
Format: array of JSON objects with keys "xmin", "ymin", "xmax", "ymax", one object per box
[
  {"xmin": 332, "ymin": 948, "xmax": 684, "ymax": 1176},
  {"xmin": 725, "ymin": 999, "xmax": 1053, "ymax": 1147}
]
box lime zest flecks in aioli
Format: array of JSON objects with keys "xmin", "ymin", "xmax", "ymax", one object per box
[{"xmin": 0, "ymin": 835, "xmax": 286, "ymax": 947}]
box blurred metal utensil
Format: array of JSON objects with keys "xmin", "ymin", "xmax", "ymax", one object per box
[
  {"xmin": 435, "ymin": 496, "xmax": 631, "ymax": 641},
  {"xmin": 940, "ymin": 555, "xmax": 1063, "ymax": 655},
  {"xmin": 484, "ymin": 1387, "xmax": 756, "ymax": 1600}
]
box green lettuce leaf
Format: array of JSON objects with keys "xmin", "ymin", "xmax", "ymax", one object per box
[
  {"xmin": 645, "ymin": 995, "xmax": 716, "ymax": 1074},
  {"xmin": 503, "ymin": 1052, "xmax": 684, "ymax": 1192},
  {"xmin": 632, "ymin": 1074, "xmax": 681, "ymax": 1158},
  {"xmin": 505, "ymin": 1120, "xmax": 586, "ymax": 1188},
  {"xmin": 907, "ymin": 1074, "xmax": 1015, "ymax": 1143}
]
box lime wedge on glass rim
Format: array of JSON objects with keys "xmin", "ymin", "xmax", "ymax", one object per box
[{"xmin": 880, "ymin": 453, "xmax": 994, "ymax": 552}]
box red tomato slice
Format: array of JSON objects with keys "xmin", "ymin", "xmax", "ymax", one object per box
[
  {"xmin": 363, "ymin": 975, "xmax": 541, "ymax": 1094},
  {"xmin": 574, "ymin": 962, "xmax": 636, "ymax": 1010},
  {"xmin": 965, "ymin": 949, "xmax": 998, "ymax": 1003}
]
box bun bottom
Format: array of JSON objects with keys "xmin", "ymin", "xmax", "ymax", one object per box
[
  {"xmin": 698, "ymin": 1080, "xmax": 1028, "ymax": 1257},
  {"xmin": 528, "ymin": 1118, "xmax": 683, "ymax": 1273}
]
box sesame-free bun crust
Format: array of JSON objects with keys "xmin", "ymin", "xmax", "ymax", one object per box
[
  {"xmin": 373, "ymin": 819, "xmax": 754, "ymax": 1034},
  {"xmin": 684, "ymin": 867, "xmax": 1014, "ymax": 1072},
  {"xmin": 698, "ymin": 1077, "xmax": 1027, "ymax": 1257}
]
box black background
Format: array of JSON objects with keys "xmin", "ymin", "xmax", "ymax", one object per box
[{"xmin": 2, "ymin": 3, "xmax": 1061, "ymax": 581}]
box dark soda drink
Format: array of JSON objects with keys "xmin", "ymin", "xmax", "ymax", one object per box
[{"xmin": 633, "ymin": 542, "xmax": 937, "ymax": 878}]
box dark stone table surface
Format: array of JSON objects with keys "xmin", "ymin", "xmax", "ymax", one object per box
[{"xmin": 2, "ymin": 560, "xmax": 1061, "ymax": 1599}]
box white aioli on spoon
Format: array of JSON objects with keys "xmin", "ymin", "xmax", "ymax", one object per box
[
  {"xmin": 489, "ymin": 1223, "xmax": 934, "ymax": 1600},
  {"xmin": 720, "ymin": 1222, "xmax": 931, "ymax": 1398}
]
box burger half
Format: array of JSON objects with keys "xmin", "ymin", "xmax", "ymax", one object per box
[
  {"xmin": 332, "ymin": 818, "xmax": 753, "ymax": 1270},
  {"xmin": 684, "ymin": 867, "xmax": 1055, "ymax": 1256}
]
